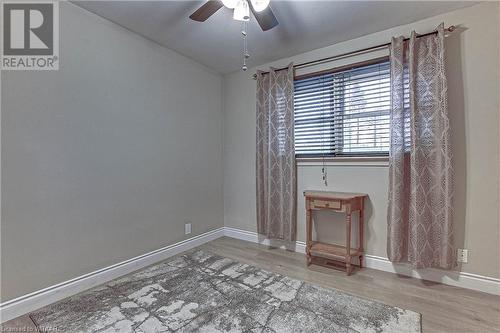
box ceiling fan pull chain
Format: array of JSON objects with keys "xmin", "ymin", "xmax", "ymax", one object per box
[{"xmin": 242, "ymin": 21, "xmax": 249, "ymax": 71}]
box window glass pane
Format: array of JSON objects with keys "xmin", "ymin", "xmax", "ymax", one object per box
[{"xmin": 294, "ymin": 60, "xmax": 391, "ymax": 157}]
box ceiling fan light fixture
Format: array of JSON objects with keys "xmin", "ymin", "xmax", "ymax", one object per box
[
  {"xmin": 250, "ymin": 0, "xmax": 270, "ymax": 12},
  {"xmin": 233, "ymin": 0, "xmax": 250, "ymax": 21},
  {"xmin": 221, "ymin": 0, "xmax": 237, "ymax": 9}
]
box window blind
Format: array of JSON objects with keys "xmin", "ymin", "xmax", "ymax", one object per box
[{"xmin": 294, "ymin": 59, "xmax": 391, "ymax": 157}]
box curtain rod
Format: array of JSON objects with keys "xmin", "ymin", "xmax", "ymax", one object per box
[{"xmin": 252, "ymin": 25, "xmax": 456, "ymax": 79}]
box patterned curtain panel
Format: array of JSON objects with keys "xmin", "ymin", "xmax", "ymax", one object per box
[
  {"xmin": 256, "ymin": 64, "xmax": 296, "ymax": 241},
  {"xmin": 387, "ymin": 24, "xmax": 455, "ymax": 269}
]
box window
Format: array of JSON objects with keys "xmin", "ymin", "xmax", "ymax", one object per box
[{"xmin": 294, "ymin": 59, "xmax": 391, "ymax": 157}]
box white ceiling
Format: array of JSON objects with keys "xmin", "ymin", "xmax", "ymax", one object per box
[{"xmin": 74, "ymin": 1, "xmax": 475, "ymax": 74}]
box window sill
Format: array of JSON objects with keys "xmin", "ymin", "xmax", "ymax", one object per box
[{"xmin": 296, "ymin": 156, "xmax": 389, "ymax": 167}]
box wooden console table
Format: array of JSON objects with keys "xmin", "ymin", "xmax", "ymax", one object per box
[{"xmin": 304, "ymin": 190, "xmax": 367, "ymax": 276}]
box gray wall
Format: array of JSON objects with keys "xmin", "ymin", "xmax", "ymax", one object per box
[
  {"xmin": 223, "ymin": 2, "xmax": 500, "ymax": 279},
  {"xmin": 1, "ymin": 3, "xmax": 223, "ymax": 301}
]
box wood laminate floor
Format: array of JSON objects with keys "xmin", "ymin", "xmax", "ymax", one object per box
[{"xmin": 2, "ymin": 237, "xmax": 499, "ymax": 332}]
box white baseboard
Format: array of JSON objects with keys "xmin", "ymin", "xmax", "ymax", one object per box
[
  {"xmin": 223, "ymin": 227, "xmax": 500, "ymax": 296},
  {"xmin": 0, "ymin": 227, "xmax": 225, "ymax": 323},
  {"xmin": 2, "ymin": 225, "xmax": 498, "ymax": 323},
  {"xmin": 363, "ymin": 255, "xmax": 500, "ymax": 295},
  {"xmin": 223, "ymin": 227, "xmax": 307, "ymax": 253}
]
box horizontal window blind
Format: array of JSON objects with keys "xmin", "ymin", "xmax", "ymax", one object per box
[{"xmin": 294, "ymin": 60, "xmax": 391, "ymax": 157}]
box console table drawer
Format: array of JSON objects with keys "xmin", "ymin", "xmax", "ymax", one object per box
[{"xmin": 311, "ymin": 199, "xmax": 341, "ymax": 210}]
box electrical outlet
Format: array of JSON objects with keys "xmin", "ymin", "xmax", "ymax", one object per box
[
  {"xmin": 457, "ymin": 249, "xmax": 468, "ymax": 263},
  {"xmin": 184, "ymin": 222, "xmax": 192, "ymax": 235}
]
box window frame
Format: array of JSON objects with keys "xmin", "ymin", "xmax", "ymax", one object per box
[{"xmin": 294, "ymin": 56, "xmax": 391, "ymax": 159}]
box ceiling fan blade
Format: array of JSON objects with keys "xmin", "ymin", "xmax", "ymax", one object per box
[
  {"xmin": 189, "ymin": 0, "xmax": 224, "ymax": 22},
  {"xmin": 249, "ymin": 3, "xmax": 278, "ymax": 31}
]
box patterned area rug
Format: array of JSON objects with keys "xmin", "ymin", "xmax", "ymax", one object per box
[{"xmin": 31, "ymin": 250, "xmax": 421, "ymax": 332}]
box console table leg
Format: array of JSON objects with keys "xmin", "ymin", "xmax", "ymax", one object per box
[
  {"xmin": 346, "ymin": 212, "xmax": 352, "ymax": 276},
  {"xmin": 306, "ymin": 206, "xmax": 312, "ymax": 266},
  {"xmin": 359, "ymin": 199, "xmax": 365, "ymax": 270}
]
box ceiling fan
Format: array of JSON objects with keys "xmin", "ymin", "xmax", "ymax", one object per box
[{"xmin": 189, "ymin": 0, "xmax": 279, "ymax": 31}]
